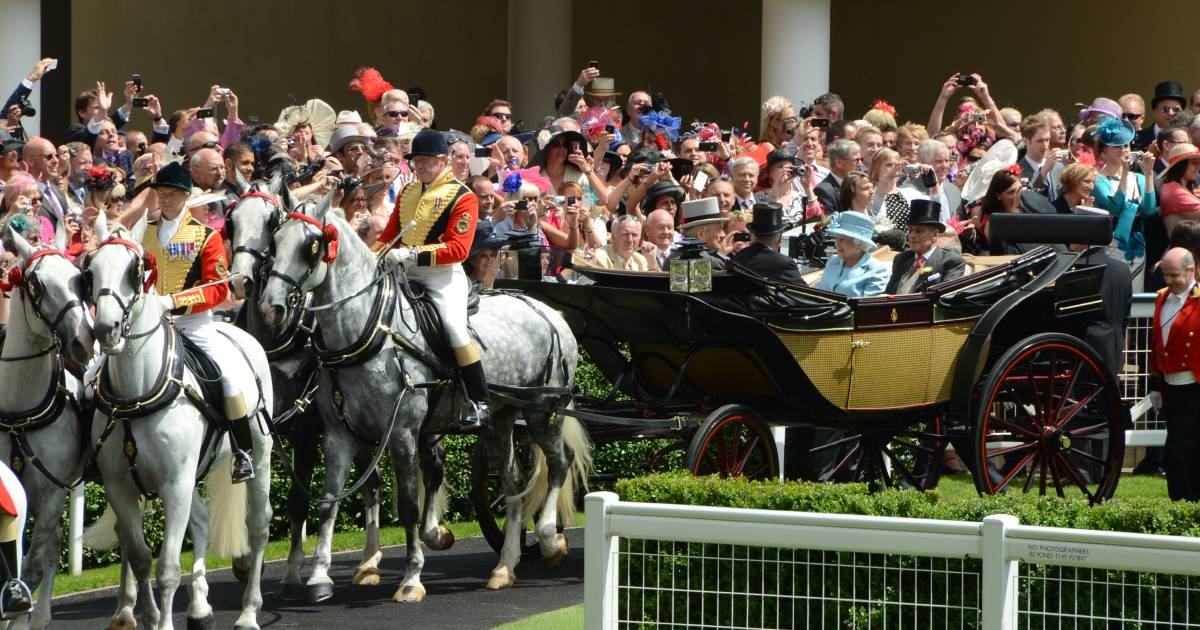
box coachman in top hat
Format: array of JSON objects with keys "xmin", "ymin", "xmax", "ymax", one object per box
[{"xmin": 374, "ymin": 129, "xmax": 490, "ymax": 430}]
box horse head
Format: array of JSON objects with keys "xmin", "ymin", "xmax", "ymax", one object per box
[
  {"xmin": 258, "ymin": 191, "xmax": 340, "ymax": 331},
  {"xmin": 86, "ymin": 211, "xmax": 155, "ymax": 355},
  {"xmin": 7, "ymin": 227, "xmax": 94, "ymax": 365},
  {"xmin": 226, "ymin": 174, "xmax": 286, "ymax": 300}
]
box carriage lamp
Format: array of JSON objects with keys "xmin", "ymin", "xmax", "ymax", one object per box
[
  {"xmin": 670, "ymin": 239, "xmax": 712, "ymax": 293},
  {"xmin": 504, "ymin": 231, "xmax": 546, "ymax": 281}
]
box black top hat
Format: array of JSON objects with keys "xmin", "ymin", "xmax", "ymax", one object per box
[
  {"xmin": 766, "ymin": 147, "xmax": 798, "ymax": 171},
  {"xmin": 150, "ymin": 162, "xmax": 193, "ymax": 193},
  {"xmin": 640, "ymin": 180, "xmax": 685, "ymax": 211},
  {"xmin": 405, "ymin": 128, "xmax": 449, "ymax": 159},
  {"xmin": 469, "ymin": 219, "xmax": 506, "ymax": 258},
  {"xmin": 1152, "ymin": 80, "xmax": 1186, "ymax": 109},
  {"xmin": 747, "ymin": 202, "xmax": 787, "ymax": 235},
  {"xmin": 906, "ymin": 198, "xmax": 945, "ymax": 231}
]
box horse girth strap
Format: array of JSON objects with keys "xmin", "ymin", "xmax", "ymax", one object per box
[
  {"xmin": 0, "ymin": 351, "xmax": 73, "ymax": 432},
  {"xmin": 314, "ymin": 276, "xmax": 397, "ymax": 368}
]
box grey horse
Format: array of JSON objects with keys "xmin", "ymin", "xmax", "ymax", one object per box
[
  {"xmin": 224, "ymin": 175, "xmax": 389, "ymax": 594},
  {"xmin": 87, "ymin": 215, "xmax": 273, "ymax": 630},
  {"xmin": 259, "ymin": 201, "xmax": 590, "ymax": 601},
  {"xmin": 0, "ymin": 231, "xmax": 93, "ymax": 630}
]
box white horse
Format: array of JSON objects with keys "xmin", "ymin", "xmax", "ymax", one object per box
[
  {"xmin": 0, "ymin": 231, "xmax": 93, "ymax": 630},
  {"xmin": 260, "ymin": 201, "xmax": 590, "ymax": 603},
  {"xmin": 86, "ymin": 215, "xmax": 273, "ymax": 630}
]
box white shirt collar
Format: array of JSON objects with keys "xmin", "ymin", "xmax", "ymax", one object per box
[
  {"xmin": 158, "ymin": 212, "xmax": 185, "ymax": 247},
  {"xmin": 1171, "ymin": 281, "xmax": 1195, "ymax": 301}
]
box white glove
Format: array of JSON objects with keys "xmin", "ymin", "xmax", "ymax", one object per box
[
  {"xmin": 157, "ymin": 294, "xmax": 176, "ymax": 311},
  {"xmin": 1149, "ymin": 391, "xmax": 1163, "ymax": 411},
  {"xmin": 385, "ymin": 247, "xmax": 416, "ymax": 270}
]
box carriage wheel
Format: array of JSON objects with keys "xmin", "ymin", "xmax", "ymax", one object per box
[
  {"xmin": 470, "ymin": 427, "xmax": 563, "ymax": 557},
  {"xmin": 794, "ymin": 418, "xmax": 946, "ymax": 492},
  {"xmin": 972, "ymin": 333, "xmax": 1124, "ymax": 503},
  {"xmin": 685, "ymin": 405, "xmax": 779, "ymax": 480}
]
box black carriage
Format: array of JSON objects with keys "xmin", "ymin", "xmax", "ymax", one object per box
[{"xmin": 488, "ymin": 213, "xmax": 1126, "ymax": 525}]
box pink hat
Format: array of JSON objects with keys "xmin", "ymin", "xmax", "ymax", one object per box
[{"xmin": 1077, "ymin": 97, "xmax": 1120, "ymax": 122}]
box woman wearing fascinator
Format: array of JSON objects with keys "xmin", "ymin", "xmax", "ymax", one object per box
[{"xmin": 1090, "ymin": 116, "xmax": 1157, "ymax": 263}]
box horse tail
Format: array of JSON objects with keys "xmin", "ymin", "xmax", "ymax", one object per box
[
  {"xmin": 519, "ymin": 410, "xmax": 592, "ymax": 527},
  {"xmin": 82, "ymin": 502, "xmax": 123, "ymax": 551},
  {"xmin": 206, "ymin": 456, "xmax": 249, "ymax": 558}
]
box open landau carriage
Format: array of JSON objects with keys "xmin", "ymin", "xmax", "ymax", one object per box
[{"xmin": 502, "ymin": 213, "xmax": 1128, "ymax": 503}]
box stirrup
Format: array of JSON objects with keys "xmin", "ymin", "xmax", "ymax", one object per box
[
  {"xmin": 459, "ymin": 401, "xmax": 491, "ymax": 432},
  {"xmin": 231, "ymin": 450, "xmax": 255, "ymax": 484},
  {"xmin": 0, "ymin": 579, "xmax": 31, "ymax": 619}
]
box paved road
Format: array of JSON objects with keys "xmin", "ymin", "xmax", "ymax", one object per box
[{"xmin": 49, "ymin": 529, "xmax": 583, "ymax": 629}]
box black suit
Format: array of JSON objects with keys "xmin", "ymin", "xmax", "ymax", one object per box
[
  {"xmin": 1133, "ymin": 127, "xmax": 1155, "ymax": 152},
  {"xmin": 730, "ymin": 242, "xmax": 806, "ymax": 285},
  {"xmin": 813, "ymin": 173, "xmax": 840, "ymax": 214},
  {"xmin": 1076, "ymin": 246, "xmax": 1132, "ymax": 378},
  {"xmin": 884, "ymin": 247, "xmax": 966, "ymax": 294}
]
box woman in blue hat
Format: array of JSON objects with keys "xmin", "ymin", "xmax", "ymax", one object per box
[
  {"xmin": 1091, "ymin": 117, "xmax": 1157, "ymax": 263},
  {"xmin": 815, "ymin": 211, "xmax": 891, "ymax": 297}
]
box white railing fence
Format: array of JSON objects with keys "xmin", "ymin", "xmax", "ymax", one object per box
[{"xmin": 584, "ymin": 492, "xmax": 1200, "ymax": 629}]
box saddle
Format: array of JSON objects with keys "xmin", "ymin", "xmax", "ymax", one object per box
[
  {"xmin": 402, "ymin": 279, "xmax": 481, "ymax": 372},
  {"xmin": 178, "ymin": 333, "xmax": 227, "ymax": 421}
]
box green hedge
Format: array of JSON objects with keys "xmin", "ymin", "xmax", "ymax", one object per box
[{"xmin": 611, "ymin": 473, "xmax": 1200, "ymax": 628}]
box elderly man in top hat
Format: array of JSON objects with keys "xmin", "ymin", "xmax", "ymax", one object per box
[
  {"xmin": 672, "ymin": 197, "xmax": 727, "ymax": 268},
  {"xmin": 1149, "ymin": 247, "xmax": 1200, "ymax": 501},
  {"xmin": 729, "ymin": 202, "xmax": 806, "ymax": 285},
  {"xmin": 1136, "ymin": 81, "xmax": 1187, "ymax": 151},
  {"xmin": 375, "ymin": 128, "xmax": 489, "ymax": 430},
  {"xmin": 885, "ymin": 198, "xmax": 965, "ymax": 294}
]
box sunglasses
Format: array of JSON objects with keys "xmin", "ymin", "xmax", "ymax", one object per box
[
  {"xmin": 385, "ymin": 110, "xmax": 408, "ymax": 118},
  {"xmin": 1123, "ymin": 112, "xmax": 1144, "ymax": 121},
  {"xmin": 490, "ymin": 112, "xmax": 512, "ymax": 120},
  {"xmin": 1161, "ymin": 105, "xmax": 1183, "ymax": 114},
  {"xmin": 966, "ymin": 154, "xmax": 982, "ymax": 163}
]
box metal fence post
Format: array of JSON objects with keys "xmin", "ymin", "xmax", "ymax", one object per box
[
  {"xmin": 981, "ymin": 514, "xmax": 1019, "ymax": 630},
  {"xmin": 69, "ymin": 483, "xmax": 85, "ymax": 575},
  {"xmin": 585, "ymin": 491, "xmax": 619, "ymax": 630}
]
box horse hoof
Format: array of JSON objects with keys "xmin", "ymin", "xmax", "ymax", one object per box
[
  {"xmin": 186, "ymin": 613, "xmax": 215, "ymax": 630},
  {"xmin": 277, "ymin": 582, "xmax": 305, "ymax": 600},
  {"xmin": 232, "ymin": 556, "xmax": 252, "ymax": 585},
  {"xmin": 109, "ymin": 618, "xmax": 137, "ymax": 630},
  {"xmin": 425, "ymin": 526, "xmax": 455, "ymax": 551},
  {"xmin": 485, "ymin": 569, "xmax": 517, "ymax": 590},
  {"xmin": 393, "ymin": 584, "xmax": 426, "ymax": 603},
  {"xmin": 305, "ymin": 582, "xmax": 334, "ymax": 604},
  {"xmin": 234, "ymin": 625, "xmax": 259, "ymax": 630},
  {"xmin": 543, "ymin": 533, "xmax": 569, "ymax": 567},
  {"xmin": 352, "ymin": 566, "xmax": 381, "ymax": 586}
]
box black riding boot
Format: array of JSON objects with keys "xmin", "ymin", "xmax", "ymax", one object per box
[
  {"xmin": 460, "ymin": 360, "xmax": 491, "ymax": 432},
  {"xmin": 225, "ymin": 393, "xmax": 255, "ymax": 484},
  {"xmin": 0, "ymin": 539, "xmax": 30, "ymax": 616}
]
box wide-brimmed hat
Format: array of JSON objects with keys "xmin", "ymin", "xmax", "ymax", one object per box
[
  {"xmin": 150, "ymin": 162, "xmax": 192, "ymax": 193},
  {"xmin": 405, "ymin": 128, "xmax": 449, "ymax": 159},
  {"xmin": 529, "ymin": 128, "xmax": 589, "ymax": 168},
  {"xmin": 328, "ymin": 125, "xmax": 371, "ymax": 155},
  {"xmin": 1096, "ymin": 117, "xmax": 1136, "ymax": 147},
  {"xmin": 480, "ymin": 132, "xmax": 503, "ymax": 147},
  {"xmin": 827, "ymin": 210, "xmax": 876, "ymax": 249},
  {"xmin": 1077, "ymin": 97, "xmax": 1120, "ymax": 123},
  {"xmin": 335, "ymin": 110, "xmax": 363, "ymax": 126},
  {"xmin": 1160, "ymin": 143, "xmax": 1200, "ymax": 179},
  {"xmin": 640, "ymin": 180, "xmax": 685, "ymax": 211},
  {"xmin": 679, "ymin": 197, "xmax": 723, "ymax": 230},
  {"xmin": 1151, "ymin": 80, "xmax": 1187, "ymax": 110},
  {"xmin": 906, "ymin": 197, "xmax": 944, "ymax": 231},
  {"xmin": 765, "ymin": 146, "xmax": 798, "ymax": 171},
  {"xmin": 585, "ymin": 77, "xmax": 622, "ymax": 99},
  {"xmin": 602, "ymin": 150, "xmax": 624, "ymax": 174},
  {"xmin": 747, "ymin": 202, "xmax": 787, "ymax": 235},
  {"xmin": 469, "ymin": 219, "xmax": 506, "ymax": 258}
]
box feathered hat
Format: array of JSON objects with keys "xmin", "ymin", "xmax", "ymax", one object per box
[{"xmin": 348, "ymin": 67, "xmax": 395, "ymax": 108}]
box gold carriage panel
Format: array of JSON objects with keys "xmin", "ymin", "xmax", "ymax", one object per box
[
  {"xmin": 778, "ymin": 332, "xmax": 853, "ymax": 409},
  {"xmin": 843, "ymin": 321, "xmax": 975, "ymax": 410},
  {"xmin": 630, "ymin": 345, "xmax": 782, "ymax": 398}
]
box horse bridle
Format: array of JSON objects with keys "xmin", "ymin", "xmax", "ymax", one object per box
[
  {"xmin": 225, "ymin": 189, "xmax": 283, "ymax": 276},
  {"xmin": 10, "ymin": 248, "xmax": 85, "ymax": 352},
  {"xmin": 268, "ymin": 212, "xmax": 338, "ymax": 311},
  {"xmin": 88, "ymin": 237, "xmax": 159, "ymax": 340}
]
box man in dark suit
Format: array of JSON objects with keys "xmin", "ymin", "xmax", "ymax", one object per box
[
  {"xmin": 19, "ymin": 137, "xmax": 70, "ymax": 228},
  {"xmin": 1135, "ymin": 80, "xmax": 1187, "ymax": 153},
  {"xmin": 885, "ymin": 199, "xmax": 966, "ymax": 294},
  {"xmin": 730, "ymin": 202, "xmax": 807, "ymax": 285},
  {"xmin": 813, "ymin": 139, "xmax": 861, "ymax": 214}
]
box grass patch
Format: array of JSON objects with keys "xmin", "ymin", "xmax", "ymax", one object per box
[
  {"xmin": 53, "ymin": 519, "xmax": 486, "ymax": 597},
  {"xmin": 494, "ymin": 603, "xmax": 583, "ymax": 629},
  {"xmin": 935, "ymin": 473, "xmax": 1168, "ymax": 500}
]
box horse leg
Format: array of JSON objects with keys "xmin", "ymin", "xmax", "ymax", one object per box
[
  {"xmin": 524, "ymin": 410, "xmax": 574, "ymax": 566},
  {"xmin": 417, "ymin": 435, "xmax": 452, "ymax": 551},
  {"xmin": 484, "ymin": 411, "xmax": 522, "ymax": 589},
  {"xmin": 233, "ymin": 432, "xmax": 272, "ymax": 630},
  {"xmin": 350, "ymin": 450, "xmax": 382, "ymax": 587},
  {"xmin": 155, "ymin": 476, "xmax": 194, "ymax": 630},
  {"xmin": 107, "ymin": 481, "xmax": 156, "ymax": 630},
  {"xmin": 389, "ymin": 430, "xmax": 425, "ymax": 603},
  {"xmin": 304, "ymin": 427, "xmax": 355, "ymax": 604},
  {"xmin": 279, "ymin": 425, "xmax": 317, "ymax": 598},
  {"xmin": 185, "ymin": 491, "xmax": 213, "ymax": 630},
  {"xmin": 16, "ymin": 475, "xmax": 64, "ymax": 630}
]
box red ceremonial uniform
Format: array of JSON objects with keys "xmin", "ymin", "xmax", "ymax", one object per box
[
  {"xmin": 144, "ymin": 216, "xmax": 230, "ymax": 315},
  {"xmin": 375, "ymin": 168, "xmax": 478, "ymax": 266},
  {"xmin": 1149, "ymin": 283, "xmax": 1200, "ymax": 381}
]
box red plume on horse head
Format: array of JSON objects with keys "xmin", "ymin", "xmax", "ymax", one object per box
[{"xmin": 348, "ymin": 67, "xmax": 394, "ymax": 107}]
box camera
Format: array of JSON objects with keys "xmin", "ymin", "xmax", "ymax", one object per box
[
  {"xmin": 973, "ymin": 113, "xmax": 986, "ymax": 123},
  {"xmin": 605, "ymin": 124, "xmax": 615, "ymax": 134},
  {"xmin": 16, "ymin": 96, "xmax": 35, "ymax": 117},
  {"xmin": 474, "ymin": 146, "xmax": 491, "ymax": 158},
  {"xmin": 1128, "ymin": 150, "xmax": 1145, "ymax": 162},
  {"xmin": 566, "ymin": 196, "xmax": 577, "ymax": 205},
  {"xmin": 903, "ymin": 164, "xmax": 923, "ymax": 177},
  {"xmin": 721, "ymin": 131, "xmax": 732, "ymax": 142},
  {"xmin": 792, "ymin": 160, "xmax": 808, "ymax": 177},
  {"xmin": 810, "ymin": 118, "xmax": 829, "ymax": 128},
  {"xmin": 515, "ymin": 200, "xmax": 529, "ymax": 210},
  {"xmin": 216, "ymin": 87, "xmax": 231, "ymax": 98},
  {"xmin": 956, "ymin": 73, "xmax": 977, "ymax": 87},
  {"xmin": 732, "ymin": 232, "xmax": 751, "ymax": 243},
  {"xmin": 131, "ymin": 73, "xmax": 142, "ymax": 92},
  {"xmin": 132, "ymin": 97, "xmax": 149, "ymax": 108},
  {"xmin": 337, "ymin": 176, "xmax": 362, "ymax": 192},
  {"xmin": 588, "ymin": 60, "xmax": 598, "ymax": 69},
  {"xmin": 698, "ymin": 141, "xmax": 718, "ymax": 151},
  {"xmin": 638, "ymin": 104, "xmax": 653, "ymax": 115},
  {"xmin": 196, "ymin": 108, "xmax": 215, "ymax": 119}
]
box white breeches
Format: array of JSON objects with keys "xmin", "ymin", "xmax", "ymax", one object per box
[
  {"xmin": 407, "ymin": 264, "xmax": 472, "ymax": 348},
  {"xmin": 0, "ymin": 462, "xmax": 26, "ymax": 575},
  {"xmin": 174, "ymin": 313, "xmax": 253, "ymax": 399}
]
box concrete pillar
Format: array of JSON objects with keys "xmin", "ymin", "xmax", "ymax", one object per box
[
  {"xmin": 0, "ymin": 0, "xmax": 42, "ymax": 137},
  {"xmin": 761, "ymin": 0, "xmax": 830, "ymax": 109},
  {"xmin": 507, "ymin": 0, "xmax": 571, "ymax": 128}
]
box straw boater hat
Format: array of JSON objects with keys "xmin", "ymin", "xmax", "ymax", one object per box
[
  {"xmin": 1159, "ymin": 142, "xmax": 1200, "ymax": 180},
  {"xmin": 585, "ymin": 77, "xmax": 622, "ymax": 99}
]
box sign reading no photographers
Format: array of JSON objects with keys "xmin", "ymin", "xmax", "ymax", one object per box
[{"xmin": 1020, "ymin": 543, "xmax": 1091, "ymax": 563}]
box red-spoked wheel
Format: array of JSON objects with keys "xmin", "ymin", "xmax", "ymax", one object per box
[
  {"xmin": 972, "ymin": 333, "xmax": 1125, "ymax": 503},
  {"xmin": 685, "ymin": 405, "xmax": 779, "ymax": 480}
]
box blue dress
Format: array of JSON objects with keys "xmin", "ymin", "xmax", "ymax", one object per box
[
  {"xmin": 815, "ymin": 252, "xmax": 891, "ymax": 297},
  {"xmin": 1091, "ymin": 171, "xmax": 1156, "ymax": 262}
]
